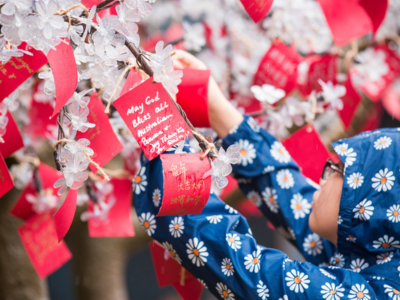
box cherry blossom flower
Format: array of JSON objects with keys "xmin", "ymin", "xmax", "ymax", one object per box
[{"xmin": 251, "ymin": 84, "xmax": 285, "ymax": 105}]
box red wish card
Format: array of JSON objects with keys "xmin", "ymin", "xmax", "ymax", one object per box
[
  {"xmin": 382, "ymin": 85, "xmax": 400, "ymax": 122},
  {"xmin": 172, "ymin": 276, "xmax": 204, "ymax": 300},
  {"xmin": 176, "ymin": 69, "xmax": 211, "ymax": 128},
  {"xmin": 0, "ymin": 43, "xmax": 47, "ymax": 102},
  {"xmin": 0, "ymin": 111, "xmax": 24, "ymax": 157},
  {"xmin": 120, "ymin": 69, "xmax": 142, "ymax": 96},
  {"xmin": 77, "ymin": 93, "xmax": 124, "ymax": 173},
  {"xmin": 53, "ymin": 188, "xmax": 78, "ymax": 242},
  {"xmin": 157, "ymin": 153, "xmax": 211, "ymax": 217},
  {"xmin": 283, "ymin": 125, "xmax": 330, "ymax": 183},
  {"xmin": 360, "ymin": 0, "xmax": 388, "ymax": 35},
  {"xmin": 240, "ymin": 0, "xmax": 274, "ymax": 23},
  {"xmin": 338, "ymin": 78, "xmax": 362, "ymax": 130},
  {"xmin": 48, "ymin": 39, "xmax": 78, "ymax": 118},
  {"xmin": 253, "ymin": 42, "xmax": 302, "ymax": 94},
  {"xmin": 0, "ymin": 151, "xmax": 13, "ymax": 198},
  {"xmin": 113, "ymin": 78, "xmax": 192, "ymax": 161},
  {"xmin": 18, "ymin": 213, "xmax": 72, "ymax": 278},
  {"xmin": 88, "ymin": 178, "xmax": 134, "ymax": 237}
]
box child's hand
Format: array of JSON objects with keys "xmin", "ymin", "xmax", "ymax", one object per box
[{"xmin": 172, "ymin": 50, "xmax": 207, "ymax": 70}]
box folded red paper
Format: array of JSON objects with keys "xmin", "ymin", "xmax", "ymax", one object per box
[
  {"xmin": 0, "ymin": 111, "xmax": 24, "ymax": 158},
  {"xmin": 53, "ymin": 188, "xmax": 78, "ymax": 242},
  {"xmin": 0, "ymin": 151, "xmax": 13, "ymax": 198},
  {"xmin": 240, "ymin": 0, "xmax": 274, "ymax": 23}
]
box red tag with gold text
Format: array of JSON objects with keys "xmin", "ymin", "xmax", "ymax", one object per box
[
  {"xmin": 157, "ymin": 153, "xmax": 211, "ymax": 216},
  {"xmin": 0, "ymin": 151, "xmax": 13, "ymax": 198},
  {"xmin": 0, "ymin": 111, "xmax": 24, "ymax": 157},
  {"xmin": 18, "ymin": 213, "xmax": 72, "ymax": 278},
  {"xmin": 113, "ymin": 78, "xmax": 192, "ymax": 161},
  {"xmin": 240, "ymin": 0, "xmax": 273, "ymax": 23}
]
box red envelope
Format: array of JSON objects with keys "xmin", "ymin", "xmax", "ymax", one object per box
[
  {"xmin": 0, "ymin": 111, "xmax": 24, "ymax": 158},
  {"xmin": 0, "ymin": 151, "xmax": 13, "ymax": 198},
  {"xmin": 157, "ymin": 153, "xmax": 211, "ymax": 216},
  {"xmin": 88, "ymin": 178, "xmax": 134, "ymax": 237},
  {"xmin": 18, "ymin": 213, "xmax": 72, "ymax": 278},
  {"xmin": 240, "ymin": 0, "xmax": 274, "ymax": 23},
  {"xmin": 53, "ymin": 188, "xmax": 78, "ymax": 242},
  {"xmin": 283, "ymin": 125, "xmax": 330, "ymax": 183},
  {"xmin": 338, "ymin": 78, "xmax": 362, "ymax": 130},
  {"xmin": 77, "ymin": 93, "xmax": 124, "ymax": 173},
  {"xmin": 172, "ymin": 277, "xmax": 204, "ymax": 300},
  {"xmin": 113, "ymin": 78, "xmax": 192, "ymax": 161},
  {"xmin": 253, "ymin": 42, "xmax": 302, "ymax": 94},
  {"xmin": 48, "ymin": 39, "xmax": 78, "ymax": 118},
  {"xmin": 360, "ymin": 0, "xmax": 388, "ymax": 35},
  {"xmin": 0, "ymin": 43, "xmax": 47, "ymax": 102},
  {"xmin": 176, "ymin": 69, "xmax": 211, "ymax": 128}
]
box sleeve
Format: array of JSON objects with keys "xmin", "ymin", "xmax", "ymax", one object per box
[
  {"xmin": 221, "ymin": 116, "xmax": 336, "ymax": 266},
  {"xmin": 133, "ymin": 153, "xmax": 376, "ymax": 300}
]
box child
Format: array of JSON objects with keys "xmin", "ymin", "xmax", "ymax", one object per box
[{"xmin": 134, "ymin": 51, "xmax": 400, "ymax": 300}]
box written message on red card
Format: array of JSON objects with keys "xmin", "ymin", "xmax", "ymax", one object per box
[
  {"xmin": 157, "ymin": 153, "xmax": 211, "ymax": 216},
  {"xmin": 114, "ymin": 78, "xmax": 192, "ymax": 161}
]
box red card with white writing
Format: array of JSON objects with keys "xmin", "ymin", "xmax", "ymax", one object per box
[
  {"xmin": 240, "ymin": 0, "xmax": 273, "ymax": 23},
  {"xmin": 113, "ymin": 78, "xmax": 192, "ymax": 161},
  {"xmin": 53, "ymin": 188, "xmax": 78, "ymax": 242},
  {"xmin": 88, "ymin": 178, "xmax": 134, "ymax": 237},
  {"xmin": 360, "ymin": 0, "xmax": 388, "ymax": 35},
  {"xmin": 48, "ymin": 39, "xmax": 78, "ymax": 118},
  {"xmin": 0, "ymin": 111, "xmax": 24, "ymax": 157},
  {"xmin": 176, "ymin": 69, "xmax": 211, "ymax": 128},
  {"xmin": 338, "ymin": 78, "xmax": 362, "ymax": 130},
  {"xmin": 77, "ymin": 93, "xmax": 124, "ymax": 173},
  {"xmin": 317, "ymin": 0, "xmax": 372, "ymax": 47},
  {"xmin": 253, "ymin": 42, "xmax": 302, "ymax": 94},
  {"xmin": 283, "ymin": 125, "xmax": 330, "ymax": 183},
  {"xmin": 157, "ymin": 153, "xmax": 211, "ymax": 216},
  {"xmin": 0, "ymin": 43, "xmax": 47, "ymax": 102},
  {"xmin": 18, "ymin": 213, "xmax": 72, "ymax": 278},
  {"xmin": 120, "ymin": 70, "xmax": 142, "ymax": 96},
  {"xmin": 0, "ymin": 151, "xmax": 13, "ymax": 198}
]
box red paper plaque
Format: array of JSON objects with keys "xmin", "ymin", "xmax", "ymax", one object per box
[
  {"xmin": 53, "ymin": 188, "xmax": 78, "ymax": 242},
  {"xmin": 18, "ymin": 213, "xmax": 72, "ymax": 278},
  {"xmin": 0, "ymin": 43, "xmax": 47, "ymax": 102},
  {"xmin": 77, "ymin": 93, "xmax": 124, "ymax": 173},
  {"xmin": 113, "ymin": 78, "xmax": 192, "ymax": 161},
  {"xmin": 240, "ymin": 0, "xmax": 274, "ymax": 23},
  {"xmin": 88, "ymin": 179, "xmax": 135, "ymax": 237},
  {"xmin": 283, "ymin": 125, "xmax": 331, "ymax": 183},
  {"xmin": 157, "ymin": 153, "xmax": 211, "ymax": 216},
  {"xmin": 0, "ymin": 151, "xmax": 13, "ymax": 198},
  {"xmin": 253, "ymin": 42, "xmax": 302, "ymax": 94},
  {"xmin": 0, "ymin": 111, "xmax": 24, "ymax": 157},
  {"xmin": 338, "ymin": 77, "xmax": 362, "ymax": 130},
  {"xmin": 360, "ymin": 0, "xmax": 388, "ymax": 35},
  {"xmin": 172, "ymin": 276, "xmax": 204, "ymax": 300}
]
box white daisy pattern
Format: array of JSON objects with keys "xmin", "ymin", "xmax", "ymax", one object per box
[
  {"xmin": 330, "ymin": 252, "xmax": 345, "ymax": 267},
  {"xmin": 290, "ymin": 193, "xmax": 311, "ymax": 219},
  {"xmin": 384, "ymin": 285, "xmax": 400, "ymax": 300},
  {"xmin": 321, "ymin": 283, "xmax": 345, "ymax": 300},
  {"xmin": 169, "ymin": 217, "xmax": 184, "ymax": 238},
  {"xmin": 262, "ymin": 187, "xmax": 279, "ymax": 213},
  {"xmin": 347, "ymin": 173, "xmax": 364, "ymax": 189},
  {"xmin": 226, "ymin": 233, "xmax": 242, "ymax": 251},
  {"xmin": 186, "ymin": 238, "xmax": 209, "ymax": 267},
  {"xmin": 247, "ymin": 117, "xmax": 260, "ymax": 132},
  {"xmin": 377, "ymin": 252, "xmax": 394, "ymax": 264},
  {"xmin": 303, "ymin": 233, "xmax": 323, "ymax": 256},
  {"xmin": 320, "ymin": 269, "xmax": 336, "ymax": 280},
  {"xmin": 374, "ymin": 136, "xmax": 392, "ymax": 150},
  {"xmin": 138, "ymin": 212, "xmax": 156, "ymax": 236},
  {"xmin": 270, "ymin": 141, "xmax": 291, "ymax": 163},
  {"xmin": 236, "ymin": 139, "xmax": 256, "ymax": 166},
  {"xmin": 262, "ymin": 166, "xmax": 275, "ymax": 174},
  {"xmin": 373, "ymin": 235, "xmax": 400, "ymax": 249},
  {"xmin": 257, "ymin": 280, "xmax": 270, "ymax": 300},
  {"xmin": 244, "ymin": 248, "xmax": 262, "ymax": 273},
  {"xmin": 334, "ymin": 143, "xmax": 348, "ymax": 156},
  {"xmin": 387, "ymin": 204, "xmax": 400, "ymax": 223},
  {"xmin": 221, "ymin": 258, "xmax": 235, "ymax": 277},
  {"xmin": 152, "ymin": 188, "xmax": 161, "ymax": 207},
  {"xmin": 134, "ymin": 167, "xmax": 147, "ymax": 194},
  {"xmin": 247, "ymin": 191, "xmax": 262, "ymax": 207},
  {"xmin": 225, "ymin": 205, "xmax": 238, "ymax": 214},
  {"xmin": 350, "ymin": 258, "xmax": 369, "ymax": 273},
  {"xmin": 344, "ymin": 148, "xmax": 357, "ymax": 167},
  {"xmin": 348, "ymin": 284, "xmax": 371, "ymax": 300},
  {"xmin": 285, "ymin": 269, "xmax": 310, "ymax": 293},
  {"xmin": 371, "ymin": 168, "xmax": 395, "ymax": 192},
  {"xmin": 198, "ymin": 278, "xmax": 207, "ymax": 289},
  {"xmin": 206, "ymin": 215, "xmax": 223, "ymax": 224},
  {"xmin": 162, "ymin": 242, "xmax": 182, "ymax": 264},
  {"xmin": 216, "ymin": 282, "xmax": 235, "ymax": 300},
  {"xmin": 277, "ymin": 169, "xmax": 295, "ymax": 189},
  {"xmin": 353, "ymin": 199, "xmax": 374, "ymax": 221}
]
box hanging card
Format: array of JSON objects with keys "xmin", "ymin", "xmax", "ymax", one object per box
[
  {"xmin": 172, "ymin": 277, "xmax": 204, "ymax": 300},
  {"xmin": 77, "ymin": 93, "xmax": 124, "ymax": 173},
  {"xmin": 338, "ymin": 78, "xmax": 362, "ymax": 130},
  {"xmin": 88, "ymin": 178, "xmax": 134, "ymax": 237},
  {"xmin": 48, "ymin": 39, "xmax": 78, "ymax": 118},
  {"xmin": 382, "ymin": 85, "xmax": 400, "ymax": 122},
  {"xmin": 360, "ymin": 0, "xmax": 388, "ymax": 35},
  {"xmin": 53, "ymin": 188, "xmax": 78, "ymax": 242},
  {"xmin": 10, "ymin": 183, "xmax": 37, "ymax": 220},
  {"xmin": 120, "ymin": 70, "xmax": 142, "ymax": 96},
  {"xmin": 240, "ymin": 0, "xmax": 274, "ymax": 23},
  {"xmin": 283, "ymin": 125, "xmax": 331, "ymax": 183},
  {"xmin": 18, "ymin": 213, "xmax": 72, "ymax": 278},
  {"xmin": 0, "ymin": 43, "xmax": 47, "ymax": 102},
  {"xmin": 0, "ymin": 111, "xmax": 24, "ymax": 157},
  {"xmin": 0, "ymin": 151, "xmax": 13, "ymax": 198},
  {"xmin": 113, "ymin": 78, "xmax": 192, "ymax": 161},
  {"xmin": 157, "ymin": 153, "xmax": 211, "ymax": 216}
]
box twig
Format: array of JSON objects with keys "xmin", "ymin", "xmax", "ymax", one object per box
[{"xmin": 55, "ymin": 4, "xmax": 89, "ymax": 17}]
